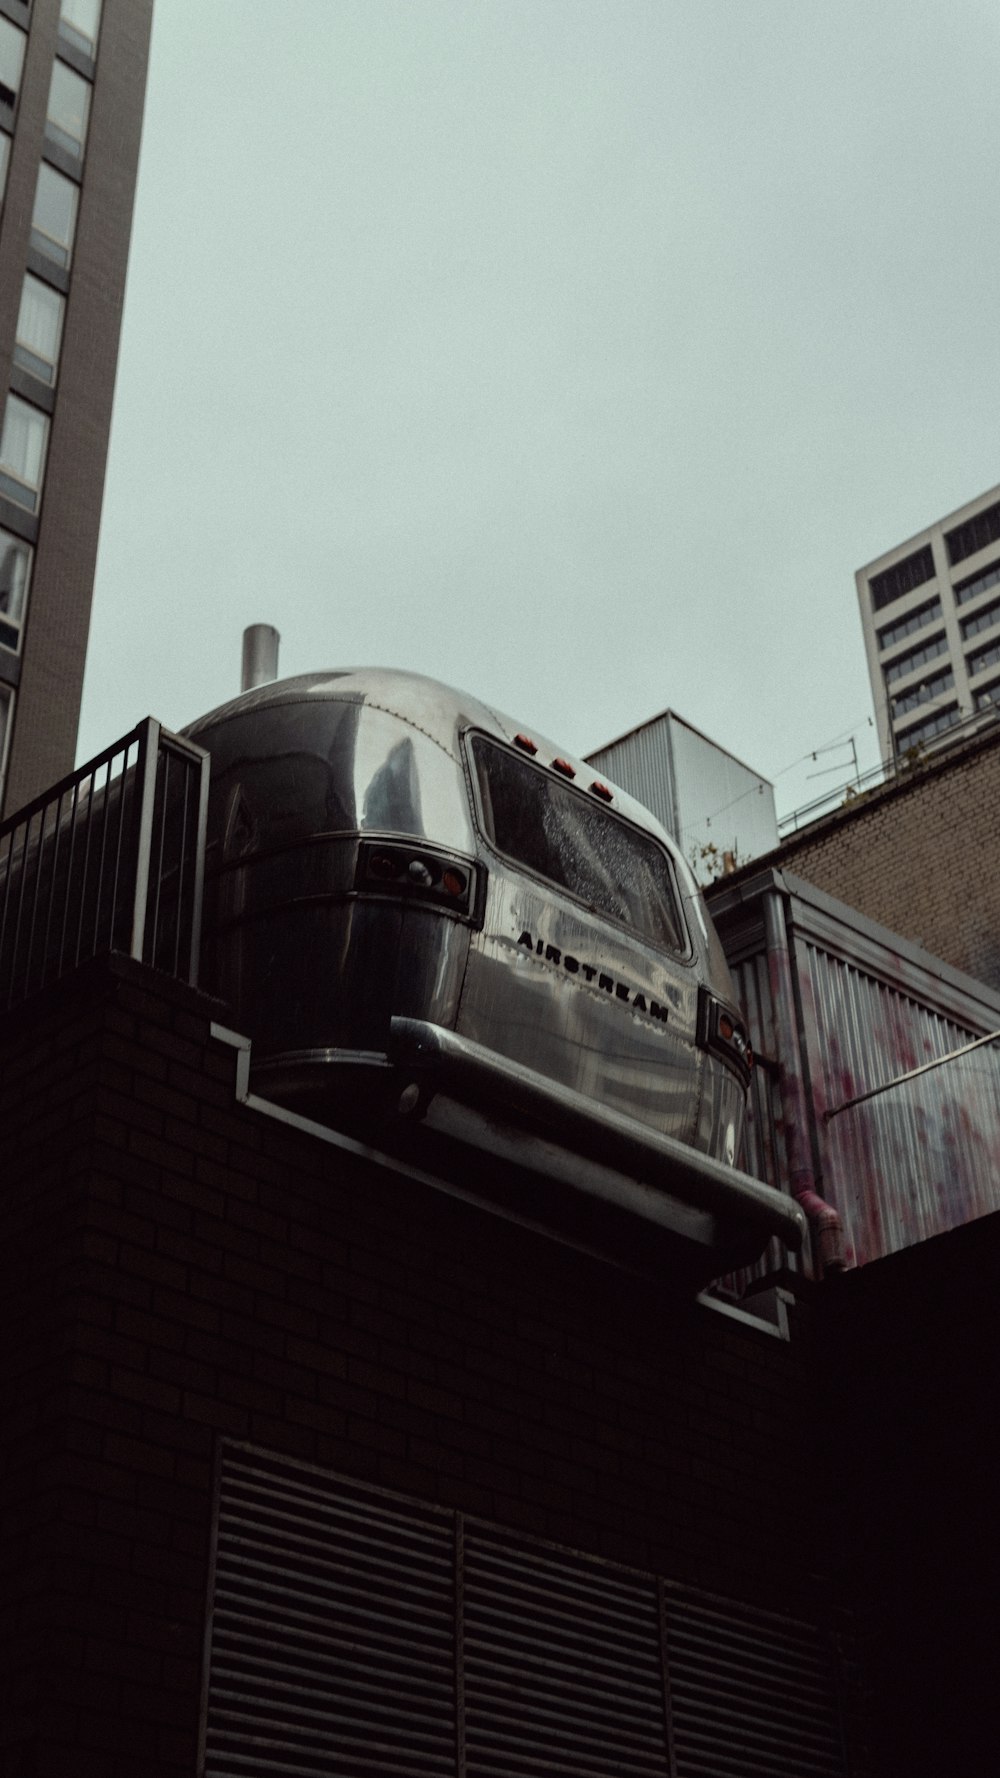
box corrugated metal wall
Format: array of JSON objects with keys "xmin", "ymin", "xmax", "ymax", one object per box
[
  {"xmin": 797, "ymin": 940, "xmax": 1000, "ymax": 1267},
  {"xmin": 711, "ymin": 871, "xmax": 1000, "ymax": 1278}
]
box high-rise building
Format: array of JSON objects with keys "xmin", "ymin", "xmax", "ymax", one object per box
[
  {"xmin": 0, "ymin": 0, "xmax": 151, "ymax": 815},
  {"xmin": 857, "ymin": 481, "xmax": 1000, "ymax": 766}
]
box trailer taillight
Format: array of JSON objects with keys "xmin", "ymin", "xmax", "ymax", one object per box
[
  {"xmin": 356, "ymin": 840, "xmax": 480, "ymax": 921},
  {"xmin": 697, "ymin": 987, "xmax": 753, "ymax": 1089}
]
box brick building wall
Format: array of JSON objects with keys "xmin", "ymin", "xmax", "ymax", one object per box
[
  {"xmin": 747, "ymin": 724, "xmax": 1000, "ymax": 990},
  {"xmin": 0, "ymin": 955, "xmax": 844, "ymax": 1777}
]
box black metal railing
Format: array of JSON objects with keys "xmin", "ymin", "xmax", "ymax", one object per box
[{"xmin": 0, "ymin": 718, "xmax": 209, "ymax": 1011}]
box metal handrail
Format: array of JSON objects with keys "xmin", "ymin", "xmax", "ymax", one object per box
[{"xmin": 0, "ymin": 718, "xmax": 209, "ymax": 1011}]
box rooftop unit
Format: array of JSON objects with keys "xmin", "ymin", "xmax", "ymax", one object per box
[{"xmin": 587, "ymin": 710, "xmax": 778, "ymax": 885}]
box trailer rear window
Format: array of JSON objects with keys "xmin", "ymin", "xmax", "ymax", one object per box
[{"xmin": 470, "ymin": 735, "xmax": 686, "ymax": 955}]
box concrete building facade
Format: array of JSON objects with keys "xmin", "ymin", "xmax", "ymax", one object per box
[
  {"xmin": 857, "ymin": 480, "xmax": 1000, "ymax": 766},
  {"xmin": 0, "ymin": 0, "xmax": 151, "ymax": 816}
]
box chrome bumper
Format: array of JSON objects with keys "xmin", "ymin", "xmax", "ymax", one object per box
[{"xmin": 389, "ymin": 1017, "xmax": 805, "ymax": 1256}]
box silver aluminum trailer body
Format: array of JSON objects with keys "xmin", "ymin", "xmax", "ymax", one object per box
[{"xmin": 186, "ymin": 670, "xmax": 802, "ymax": 1277}]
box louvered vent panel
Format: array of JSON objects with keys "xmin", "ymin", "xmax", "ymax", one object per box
[
  {"xmin": 203, "ymin": 1448, "xmax": 457, "ymax": 1778},
  {"xmin": 664, "ymin": 1587, "xmax": 845, "ymax": 1777},
  {"xmin": 202, "ymin": 1447, "xmax": 852, "ymax": 1778},
  {"xmin": 463, "ymin": 1523, "xmax": 669, "ymax": 1778}
]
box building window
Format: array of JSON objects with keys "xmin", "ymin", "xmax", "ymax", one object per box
[
  {"xmin": 0, "ymin": 527, "xmax": 31, "ymax": 653},
  {"xmin": 967, "ymin": 640, "xmax": 1000, "ymax": 682},
  {"xmin": 954, "ymin": 559, "xmax": 1000, "ymax": 607},
  {"xmin": 31, "ymin": 163, "xmax": 79, "ymax": 269},
  {"xmin": 0, "ymin": 396, "xmax": 50, "ymax": 513},
  {"xmin": 46, "ymin": 60, "xmax": 91, "ymax": 162},
  {"xmin": 945, "ymin": 499, "xmax": 1000, "ymax": 568},
  {"xmin": 959, "ymin": 597, "xmax": 1000, "ymax": 644},
  {"xmin": 59, "ymin": 0, "xmax": 102, "ymax": 59},
  {"xmin": 891, "ymin": 666, "xmax": 955, "ymax": 720},
  {"xmin": 877, "ymin": 595, "xmax": 942, "ymax": 653},
  {"xmin": 869, "ymin": 544, "xmax": 936, "ymax": 614},
  {"xmin": 883, "ymin": 631, "xmax": 948, "ymax": 687},
  {"xmin": 896, "ymin": 702, "xmax": 961, "ymax": 751},
  {"xmin": 14, "ymin": 276, "xmax": 66, "ymax": 386},
  {"xmin": 976, "ymin": 679, "xmax": 1000, "ymax": 711},
  {"xmin": 0, "ymin": 17, "xmax": 26, "ymax": 114}
]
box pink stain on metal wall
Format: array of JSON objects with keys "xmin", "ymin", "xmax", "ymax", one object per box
[{"xmin": 709, "ymin": 868, "xmax": 1000, "ymax": 1285}]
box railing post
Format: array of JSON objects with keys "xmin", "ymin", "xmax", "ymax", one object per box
[
  {"xmin": 130, "ymin": 718, "xmax": 162, "ymax": 963},
  {"xmin": 188, "ymin": 745, "xmax": 210, "ymax": 987}
]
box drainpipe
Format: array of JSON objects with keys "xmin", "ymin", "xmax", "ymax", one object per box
[{"xmin": 763, "ymin": 890, "xmax": 846, "ymax": 1275}]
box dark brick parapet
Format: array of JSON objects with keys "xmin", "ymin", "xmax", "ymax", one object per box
[{"xmin": 0, "ymin": 954, "xmax": 828, "ymax": 1774}]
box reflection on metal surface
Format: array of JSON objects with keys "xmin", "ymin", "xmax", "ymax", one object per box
[
  {"xmin": 391, "ymin": 1016, "xmax": 804, "ymax": 1261},
  {"xmin": 185, "ymin": 669, "xmax": 783, "ymax": 1274}
]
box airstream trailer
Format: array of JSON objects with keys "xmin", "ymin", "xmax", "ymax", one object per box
[{"xmin": 186, "ymin": 669, "xmax": 803, "ymax": 1280}]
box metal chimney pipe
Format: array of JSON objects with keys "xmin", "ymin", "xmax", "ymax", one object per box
[{"xmin": 241, "ymin": 624, "xmax": 280, "ymax": 692}]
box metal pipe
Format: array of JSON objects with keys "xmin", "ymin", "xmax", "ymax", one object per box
[
  {"xmin": 241, "ymin": 624, "xmax": 280, "ymax": 692},
  {"xmin": 762, "ymin": 890, "xmax": 846, "ymax": 1274},
  {"xmin": 824, "ymin": 1026, "xmax": 1000, "ymax": 1121}
]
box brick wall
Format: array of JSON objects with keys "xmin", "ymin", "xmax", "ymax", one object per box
[
  {"xmin": 0, "ymin": 955, "xmax": 835, "ymax": 1777},
  {"xmin": 756, "ymin": 726, "xmax": 1000, "ymax": 989}
]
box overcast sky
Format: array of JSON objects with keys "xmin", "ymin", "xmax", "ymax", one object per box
[{"xmin": 76, "ymin": 0, "xmax": 1000, "ymax": 824}]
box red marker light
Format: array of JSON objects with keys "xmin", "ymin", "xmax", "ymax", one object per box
[
  {"xmin": 589, "ymin": 779, "xmax": 613, "ymax": 802},
  {"xmin": 719, "ymin": 1014, "xmax": 734, "ymax": 1040},
  {"xmin": 552, "ymin": 758, "xmax": 576, "ymax": 778},
  {"xmin": 442, "ymin": 868, "xmax": 467, "ymax": 897},
  {"xmin": 514, "ymin": 733, "xmax": 538, "ymax": 754}
]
